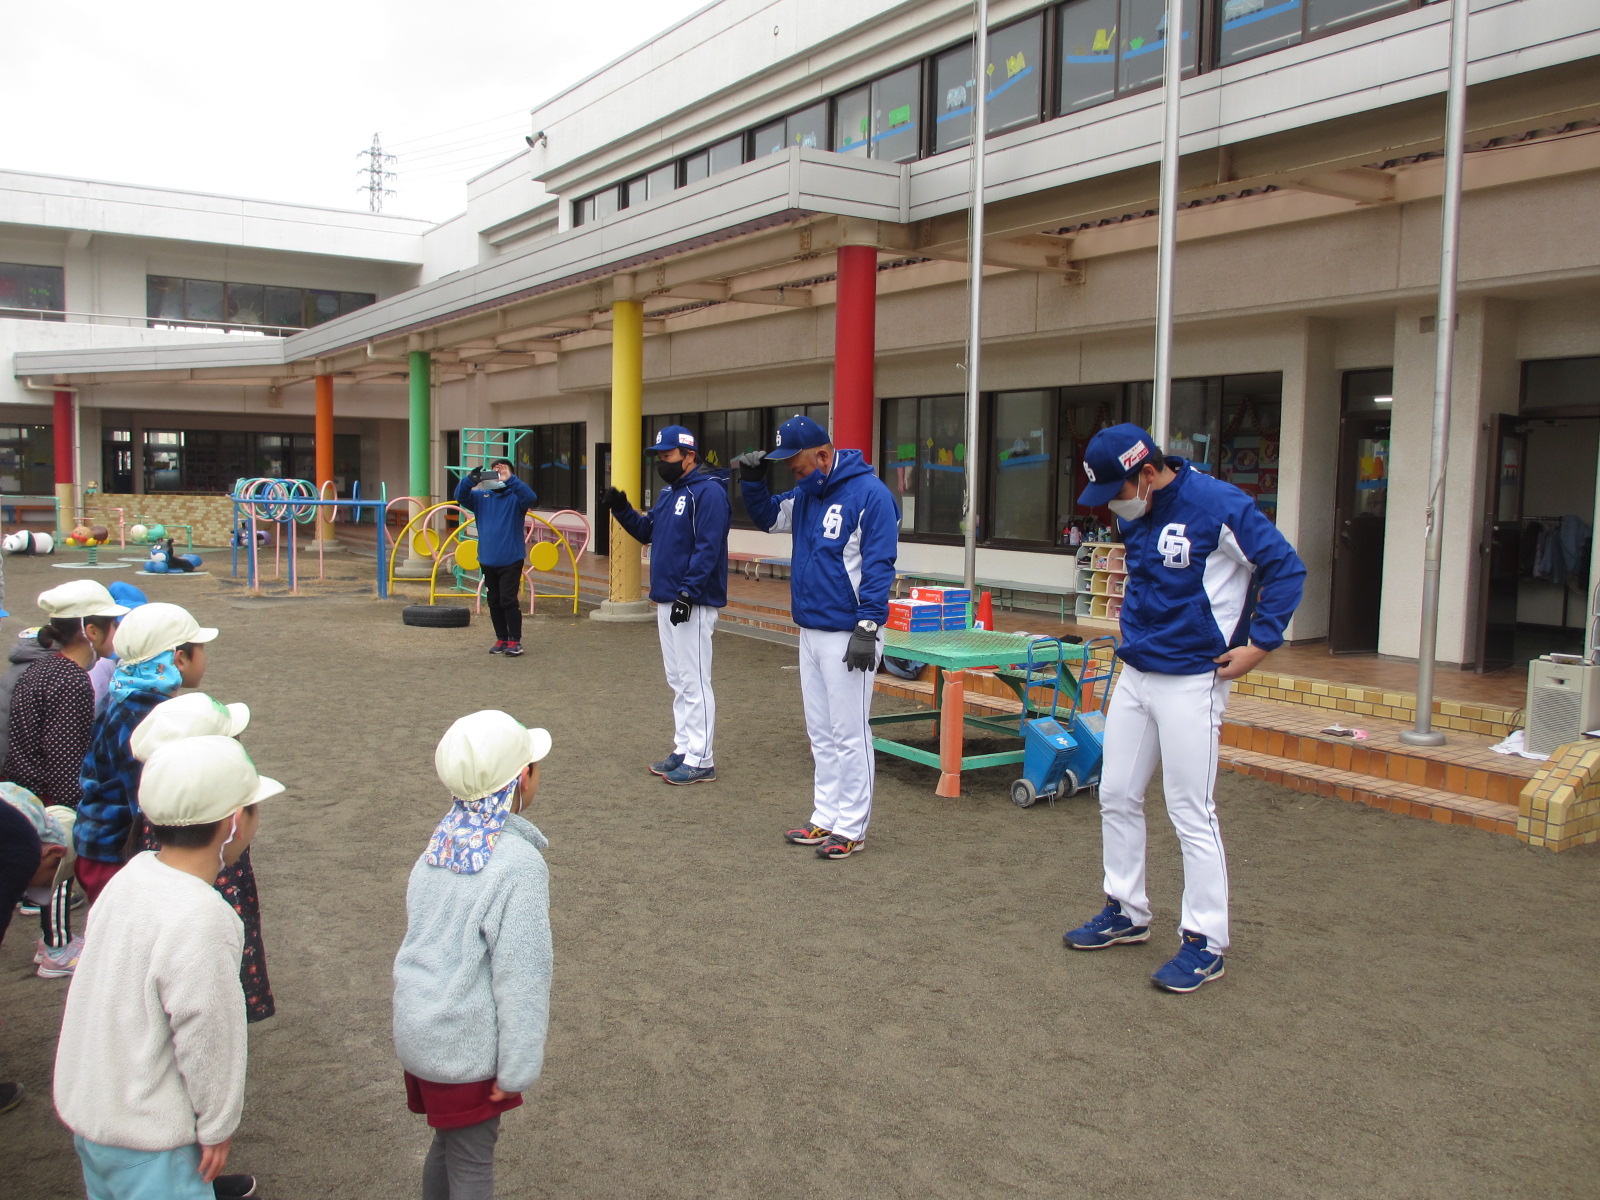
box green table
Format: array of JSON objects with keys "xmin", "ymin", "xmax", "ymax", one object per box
[{"xmin": 874, "ymin": 629, "xmax": 1090, "ymax": 797}]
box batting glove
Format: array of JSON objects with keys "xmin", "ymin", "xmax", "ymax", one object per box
[
  {"xmin": 670, "ymin": 591, "xmax": 692, "ymax": 625},
  {"xmin": 731, "ymin": 451, "xmax": 768, "ymax": 483},
  {"xmin": 843, "ymin": 621, "xmax": 879, "ymax": 672}
]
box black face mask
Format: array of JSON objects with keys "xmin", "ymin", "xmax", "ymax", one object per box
[{"xmin": 655, "ymin": 459, "xmax": 686, "ymax": 487}]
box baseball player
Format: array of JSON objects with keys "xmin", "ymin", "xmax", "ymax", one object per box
[
  {"xmin": 1063, "ymin": 424, "xmax": 1305, "ymax": 992},
  {"xmin": 733, "ymin": 414, "xmax": 898, "ymax": 860},
  {"xmin": 601, "ymin": 425, "xmax": 731, "ymax": 786}
]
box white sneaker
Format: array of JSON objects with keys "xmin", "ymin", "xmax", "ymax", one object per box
[{"xmin": 36, "ymin": 936, "xmax": 83, "ymax": 979}]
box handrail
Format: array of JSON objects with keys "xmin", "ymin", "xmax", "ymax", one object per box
[{"xmin": 1, "ymin": 305, "xmax": 306, "ymax": 336}]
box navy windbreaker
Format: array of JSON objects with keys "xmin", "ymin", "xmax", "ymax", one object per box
[
  {"xmin": 454, "ymin": 474, "xmax": 538, "ymax": 568},
  {"xmin": 742, "ymin": 449, "xmax": 899, "ymax": 631},
  {"xmin": 1115, "ymin": 458, "xmax": 1306, "ymax": 675},
  {"xmin": 614, "ymin": 466, "xmax": 731, "ymax": 606}
]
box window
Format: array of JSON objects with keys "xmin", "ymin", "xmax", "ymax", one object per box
[
  {"xmin": 647, "ymin": 164, "xmax": 676, "ymax": 198},
  {"xmin": 1309, "ymin": 0, "xmax": 1412, "ymax": 36},
  {"xmin": 0, "ymin": 425, "xmax": 53, "ymax": 494},
  {"xmin": 103, "ymin": 430, "xmax": 134, "ymax": 494},
  {"xmin": 753, "ymin": 117, "xmax": 787, "ymax": 158},
  {"xmin": 881, "ymin": 395, "xmax": 965, "ymax": 539},
  {"xmin": 623, "ymin": 176, "xmax": 649, "ymax": 208},
  {"xmin": 932, "ymin": 43, "xmax": 978, "ymax": 154},
  {"xmin": 933, "ymin": 14, "xmax": 1046, "ymax": 154},
  {"xmin": 116, "ymin": 428, "xmax": 360, "ymax": 494},
  {"xmin": 146, "ymin": 276, "xmax": 372, "ymax": 334},
  {"xmin": 515, "ymin": 422, "xmax": 586, "ymax": 512},
  {"xmin": 0, "ymin": 262, "xmax": 65, "ymax": 321},
  {"xmin": 593, "ymin": 187, "xmax": 620, "ymax": 221},
  {"xmin": 1058, "ymin": 0, "xmax": 1198, "ymax": 112},
  {"xmin": 682, "ymin": 151, "xmax": 710, "ymax": 185},
  {"xmin": 991, "ymin": 390, "xmax": 1055, "ymax": 543},
  {"xmin": 833, "ymin": 85, "xmax": 871, "ymax": 157},
  {"xmin": 1058, "ymin": 384, "xmax": 1123, "ymax": 526},
  {"xmin": 1115, "ymin": 0, "xmax": 1200, "ymax": 95},
  {"xmin": 1219, "ymin": 0, "xmax": 1411, "ymax": 66},
  {"xmin": 709, "ymin": 135, "xmax": 745, "ymax": 175},
  {"xmin": 701, "ymin": 407, "xmax": 767, "ymax": 526},
  {"xmin": 573, "ymin": 195, "xmax": 596, "ymax": 226},
  {"xmin": 786, "ymin": 101, "xmax": 828, "ymax": 152},
  {"xmin": 1218, "ymin": 374, "xmax": 1282, "ymax": 523},
  {"xmin": 870, "ymin": 65, "xmax": 921, "ymax": 163}
]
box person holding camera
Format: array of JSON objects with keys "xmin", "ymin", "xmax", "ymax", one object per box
[
  {"xmin": 600, "ymin": 426, "xmax": 730, "ymax": 786},
  {"xmin": 454, "ymin": 460, "xmax": 538, "ymax": 658}
]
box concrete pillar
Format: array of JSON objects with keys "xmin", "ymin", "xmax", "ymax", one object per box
[
  {"xmin": 1276, "ymin": 319, "xmax": 1340, "ymax": 642},
  {"xmin": 591, "ymin": 299, "xmax": 652, "ymax": 623},
  {"xmin": 53, "ymin": 390, "xmax": 75, "ymax": 526},
  {"xmin": 313, "ymin": 374, "xmax": 340, "ymax": 549},
  {"xmin": 396, "ymin": 351, "xmax": 435, "ymax": 578},
  {"xmin": 833, "ymin": 244, "xmax": 877, "ymax": 459}
]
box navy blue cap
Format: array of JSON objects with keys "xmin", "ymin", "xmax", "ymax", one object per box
[
  {"xmin": 766, "ymin": 414, "xmax": 830, "ymax": 460},
  {"xmin": 1077, "ymin": 424, "xmax": 1161, "ymax": 507},
  {"xmin": 645, "ymin": 424, "xmax": 697, "ymax": 454}
]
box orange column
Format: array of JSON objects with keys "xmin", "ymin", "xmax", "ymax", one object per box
[
  {"xmin": 314, "ymin": 374, "xmax": 336, "ymax": 544},
  {"xmin": 936, "ymin": 669, "xmax": 967, "ymax": 798}
]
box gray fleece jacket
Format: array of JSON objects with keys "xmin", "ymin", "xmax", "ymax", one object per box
[{"xmin": 392, "ymin": 814, "xmax": 552, "ymax": 1092}]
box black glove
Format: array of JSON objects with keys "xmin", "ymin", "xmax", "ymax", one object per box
[
  {"xmin": 731, "ymin": 451, "xmax": 768, "ymax": 483},
  {"xmin": 843, "ymin": 621, "xmax": 879, "ymax": 672},
  {"xmin": 600, "ymin": 486, "xmax": 629, "ymax": 514},
  {"xmin": 670, "ymin": 591, "xmax": 692, "ymax": 625},
  {"xmin": 466, "ymin": 467, "xmax": 484, "ymax": 485}
]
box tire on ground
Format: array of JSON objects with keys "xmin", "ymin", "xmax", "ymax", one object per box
[{"xmin": 401, "ymin": 604, "xmax": 471, "ymax": 628}]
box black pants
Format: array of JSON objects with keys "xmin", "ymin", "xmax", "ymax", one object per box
[
  {"xmin": 482, "ymin": 563, "xmax": 524, "ymax": 643},
  {"xmin": 0, "ymin": 800, "xmax": 41, "ymax": 946}
]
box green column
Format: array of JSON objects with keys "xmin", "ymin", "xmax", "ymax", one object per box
[{"xmin": 408, "ymin": 350, "xmax": 431, "ymax": 502}]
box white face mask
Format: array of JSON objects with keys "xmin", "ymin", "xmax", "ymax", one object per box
[{"xmin": 1107, "ymin": 472, "xmax": 1152, "ymax": 521}]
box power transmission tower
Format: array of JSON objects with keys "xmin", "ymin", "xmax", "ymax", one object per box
[{"xmin": 357, "ymin": 133, "xmax": 397, "ymax": 213}]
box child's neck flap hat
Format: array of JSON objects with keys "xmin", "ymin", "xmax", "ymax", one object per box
[
  {"xmin": 130, "ymin": 693, "xmax": 250, "ymax": 763},
  {"xmin": 112, "ymin": 602, "xmax": 218, "ymax": 665},
  {"xmin": 435, "ymin": 709, "xmax": 552, "ymax": 801},
  {"xmin": 139, "ymin": 735, "xmax": 284, "ymax": 826},
  {"xmin": 37, "ymin": 580, "xmax": 130, "ymax": 620}
]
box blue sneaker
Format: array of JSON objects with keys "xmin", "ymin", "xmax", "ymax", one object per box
[
  {"xmin": 1062, "ymin": 897, "xmax": 1151, "ymax": 950},
  {"xmin": 662, "ymin": 764, "xmax": 716, "ymax": 786},
  {"xmin": 648, "ymin": 753, "xmax": 684, "ymax": 777},
  {"xmin": 1151, "ymin": 931, "xmax": 1225, "ymax": 993}
]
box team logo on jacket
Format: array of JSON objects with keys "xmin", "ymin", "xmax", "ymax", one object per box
[
  {"xmin": 822, "ymin": 504, "xmax": 844, "ymax": 540},
  {"xmin": 1158, "ymin": 523, "xmax": 1190, "ymax": 568},
  {"xmin": 674, "ymin": 495, "xmax": 687, "ymax": 516}
]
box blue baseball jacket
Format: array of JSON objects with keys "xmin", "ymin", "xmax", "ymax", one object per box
[
  {"xmin": 614, "ymin": 466, "xmax": 731, "ymax": 606},
  {"xmin": 742, "ymin": 449, "xmax": 899, "ymax": 631},
  {"xmin": 1116, "ymin": 458, "xmax": 1306, "ymax": 675},
  {"xmin": 454, "ymin": 474, "xmax": 538, "ymax": 569}
]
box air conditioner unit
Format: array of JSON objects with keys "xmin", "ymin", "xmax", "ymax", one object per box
[{"xmin": 1525, "ymin": 657, "xmax": 1600, "ymax": 756}]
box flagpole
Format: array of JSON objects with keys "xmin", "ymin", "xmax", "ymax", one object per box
[
  {"xmin": 1150, "ymin": 0, "xmax": 1185, "ymax": 451},
  {"xmin": 962, "ymin": 0, "xmax": 990, "ymax": 593}
]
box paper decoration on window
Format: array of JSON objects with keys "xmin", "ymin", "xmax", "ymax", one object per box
[
  {"xmin": 887, "ymin": 104, "xmax": 911, "ymax": 128},
  {"xmin": 1006, "ymin": 52, "xmax": 1027, "ymax": 77},
  {"xmin": 1092, "ymin": 28, "xmax": 1114, "ymax": 52}
]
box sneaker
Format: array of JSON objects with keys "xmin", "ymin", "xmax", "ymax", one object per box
[
  {"xmin": 213, "ymin": 1175, "xmax": 258, "ymax": 1199},
  {"xmin": 0, "ymin": 1081, "xmax": 22, "ymax": 1115},
  {"xmin": 1151, "ymin": 931, "xmax": 1226, "ymax": 993},
  {"xmin": 502, "ymin": 641, "xmax": 525, "ymax": 657},
  {"xmin": 36, "ymin": 936, "xmax": 83, "ymax": 979},
  {"xmin": 17, "ymin": 898, "xmax": 40, "ymax": 916},
  {"xmin": 783, "ymin": 823, "xmax": 831, "ymax": 845},
  {"xmin": 662, "ymin": 764, "xmax": 716, "ymax": 786},
  {"xmin": 32, "ymin": 938, "xmax": 45, "ymax": 965},
  {"xmin": 815, "ymin": 834, "xmax": 864, "ymax": 859},
  {"xmin": 649, "ymin": 753, "xmax": 685, "ymax": 777},
  {"xmin": 1062, "ymin": 897, "xmax": 1151, "ymax": 950},
  {"xmin": 489, "ymin": 640, "xmax": 507, "ymax": 654}
]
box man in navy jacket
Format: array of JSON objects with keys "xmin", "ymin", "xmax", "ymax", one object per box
[
  {"xmin": 602, "ymin": 425, "xmax": 731, "ymax": 786},
  {"xmin": 454, "ymin": 460, "xmax": 538, "ymax": 657},
  {"xmin": 1062, "ymin": 424, "xmax": 1305, "ymax": 993},
  {"xmin": 735, "ymin": 414, "xmax": 898, "ymax": 860}
]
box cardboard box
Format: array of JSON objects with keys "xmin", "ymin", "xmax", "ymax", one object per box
[{"xmin": 910, "ymin": 586, "xmax": 971, "ymax": 605}]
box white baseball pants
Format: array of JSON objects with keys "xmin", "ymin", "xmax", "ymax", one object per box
[
  {"xmin": 657, "ymin": 602, "xmax": 717, "ymax": 769},
  {"xmin": 798, "ymin": 627, "xmax": 882, "ymax": 842},
  {"xmin": 1096, "ymin": 663, "xmax": 1233, "ymax": 949}
]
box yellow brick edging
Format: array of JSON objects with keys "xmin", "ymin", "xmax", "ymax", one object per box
[
  {"xmin": 1517, "ymin": 740, "xmax": 1600, "ymax": 851},
  {"xmin": 1233, "ymin": 670, "xmax": 1519, "ymax": 739}
]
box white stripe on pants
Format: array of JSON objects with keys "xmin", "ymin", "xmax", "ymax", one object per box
[
  {"xmin": 1097, "ymin": 663, "xmax": 1233, "ymax": 948},
  {"xmin": 798, "ymin": 627, "xmax": 881, "ymax": 842},
  {"xmin": 657, "ymin": 602, "xmax": 717, "ymax": 768}
]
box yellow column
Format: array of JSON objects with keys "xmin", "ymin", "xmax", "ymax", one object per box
[{"xmin": 592, "ymin": 299, "xmax": 652, "ymax": 622}]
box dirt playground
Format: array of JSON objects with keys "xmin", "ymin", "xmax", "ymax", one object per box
[{"xmin": 0, "ymin": 550, "xmax": 1594, "ymax": 1200}]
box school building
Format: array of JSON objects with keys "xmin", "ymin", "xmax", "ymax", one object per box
[{"xmin": 5, "ymin": 0, "xmax": 1599, "ymax": 672}]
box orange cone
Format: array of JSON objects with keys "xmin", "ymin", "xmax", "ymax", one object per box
[{"xmin": 975, "ymin": 590, "xmax": 994, "ymax": 631}]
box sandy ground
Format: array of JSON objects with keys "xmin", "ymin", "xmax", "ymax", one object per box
[{"xmin": 0, "ymin": 550, "xmax": 1595, "ymax": 1200}]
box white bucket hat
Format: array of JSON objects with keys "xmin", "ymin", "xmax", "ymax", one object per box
[
  {"xmin": 139, "ymin": 735, "xmax": 284, "ymax": 826},
  {"xmin": 130, "ymin": 693, "xmax": 251, "ymax": 762},
  {"xmin": 435, "ymin": 710, "xmax": 552, "ymax": 801},
  {"xmin": 37, "ymin": 580, "xmax": 130, "ymax": 620},
  {"xmin": 112, "ymin": 602, "xmax": 219, "ymax": 665}
]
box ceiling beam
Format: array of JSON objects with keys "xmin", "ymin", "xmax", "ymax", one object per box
[
  {"xmin": 727, "ymin": 287, "xmax": 813, "ymax": 307},
  {"xmin": 1284, "ymin": 167, "xmax": 1396, "ymax": 203}
]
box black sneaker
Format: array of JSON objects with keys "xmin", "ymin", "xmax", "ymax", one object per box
[
  {"xmin": 489, "ymin": 640, "xmax": 507, "ymax": 654},
  {"xmin": 214, "ymin": 1176, "xmax": 258, "ymax": 1198},
  {"xmin": 502, "ymin": 641, "xmax": 525, "ymax": 657}
]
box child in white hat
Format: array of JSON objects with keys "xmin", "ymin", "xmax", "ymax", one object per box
[
  {"xmin": 73, "ymin": 602, "xmax": 216, "ymax": 906},
  {"xmin": 393, "ymin": 710, "xmax": 554, "ymax": 1200},
  {"xmin": 54, "ymin": 736, "xmax": 282, "ymax": 1200}
]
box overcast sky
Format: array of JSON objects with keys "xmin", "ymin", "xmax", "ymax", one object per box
[{"xmin": 2, "ymin": 0, "xmax": 711, "ymax": 225}]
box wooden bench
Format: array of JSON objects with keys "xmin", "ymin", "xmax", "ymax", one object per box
[
  {"xmin": 740, "ymin": 555, "xmax": 790, "ymax": 580},
  {"xmin": 893, "ymin": 570, "xmax": 1077, "ymax": 621}
]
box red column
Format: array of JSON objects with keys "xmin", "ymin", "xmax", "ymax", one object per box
[
  {"xmin": 832, "ymin": 244, "xmax": 877, "ymax": 462},
  {"xmin": 52, "ymin": 391, "xmax": 74, "ymax": 485},
  {"xmin": 314, "ymin": 374, "xmax": 335, "ymax": 541}
]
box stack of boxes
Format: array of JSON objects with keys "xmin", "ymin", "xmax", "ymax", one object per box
[{"xmin": 887, "ymin": 586, "xmax": 971, "ymax": 633}]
